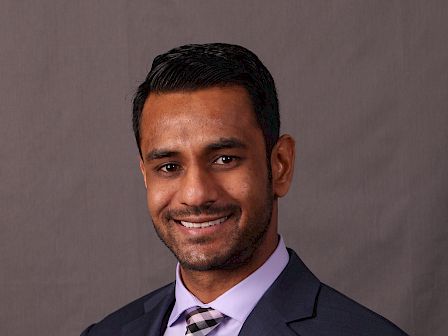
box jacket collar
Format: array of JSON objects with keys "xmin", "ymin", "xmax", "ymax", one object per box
[
  {"xmin": 119, "ymin": 249, "xmax": 320, "ymax": 336},
  {"xmin": 121, "ymin": 283, "xmax": 175, "ymax": 336},
  {"xmin": 238, "ymin": 249, "xmax": 320, "ymax": 336}
]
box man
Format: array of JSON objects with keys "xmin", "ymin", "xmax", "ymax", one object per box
[{"xmin": 82, "ymin": 43, "xmax": 407, "ymax": 335}]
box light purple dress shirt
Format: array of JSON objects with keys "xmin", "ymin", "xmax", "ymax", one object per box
[{"xmin": 164, "ymin": 236, "xmax": 289, "ymax": 335}]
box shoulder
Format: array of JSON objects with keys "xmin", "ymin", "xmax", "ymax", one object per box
[
  {"xmin": 270, "ymin": 249, "xmax": 408, "ymax": 335},
  {"xmin": 80, "ymin": 282, "xmax": 174, "ymax": 336},
  {"xmin": 292, "ymin": 283, "xmax": 408, "ymax": 335}
]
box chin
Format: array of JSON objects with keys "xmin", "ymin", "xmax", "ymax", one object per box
[
  {"xmin": 175, "ymin": 244, "xmax": 258, "ymax": 272},
  {"xmin": 175, "ymin": 249, "xmax": 231, "ymax": 271}
]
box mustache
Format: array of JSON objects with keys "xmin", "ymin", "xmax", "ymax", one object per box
[{"xmin": 163, "ymin": 204, "xmax": 240, "ymax": 221}]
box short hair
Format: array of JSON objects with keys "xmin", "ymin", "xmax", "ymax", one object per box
[{"xmin": 132, "ymin": 43, "xmax": 280, "ymax": 159}]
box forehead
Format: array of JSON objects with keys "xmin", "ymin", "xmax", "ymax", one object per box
[{"xmin": 139, "ymin": 86, "xmax": 263, "ymax": 150}]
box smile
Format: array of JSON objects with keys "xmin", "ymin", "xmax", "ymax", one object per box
[{"xmin": 179, "ymin": 216, "xmax": 228, "ymax": 228}]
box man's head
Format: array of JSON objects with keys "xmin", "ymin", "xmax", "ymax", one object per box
[
  {"xmin": 135, "ymin": 43, "xmax": 294, "ymax": 273},
  {"xmin": 132, "ymin": 43, "xmax": 280, "ymax": 161}
]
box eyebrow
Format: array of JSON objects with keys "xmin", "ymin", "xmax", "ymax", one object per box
[
  {"xmin": 144, "ymin": 137, "xmax": 247, "ymax": 162},
  {"xmin": 205, "ymin": 137, "xmax": 247, "ymax": 151},
  {"xmin": 145, "ymin": 149, "xmax": 179, "ymax": 162}
]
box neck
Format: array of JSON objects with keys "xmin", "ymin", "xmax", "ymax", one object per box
[{"xmin": 179, "ymin": 212, "xmax": 279, "ymax": 303}]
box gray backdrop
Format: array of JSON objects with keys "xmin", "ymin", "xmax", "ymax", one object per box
[{"xmin": 1, "ymin": 1, "xmax": 447, "ymax": 335}]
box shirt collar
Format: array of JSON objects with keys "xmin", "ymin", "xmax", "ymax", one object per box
[{"xmin": 168, "ymin": 236, "xmax": 289, "ymax": 326}]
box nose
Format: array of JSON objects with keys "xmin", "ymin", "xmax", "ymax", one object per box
[{"xmin": 178, "ymin": 165, "xmax": 219, "ymax": 207}]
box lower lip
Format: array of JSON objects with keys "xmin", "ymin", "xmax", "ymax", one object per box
[{"xmin": 174, "ymin": 215, "xmax": 232, "ymax": 235}]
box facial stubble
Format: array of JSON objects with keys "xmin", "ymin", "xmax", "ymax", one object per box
[{"xmin": 151, "ymin": 180, "xmax": 274, "ymax": 272}]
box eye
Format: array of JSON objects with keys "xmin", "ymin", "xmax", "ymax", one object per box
[
  {"xmin": 214, "ymin": 155, "xmax": 236, "ymax": 165},
  {"xmin": 159, "ymin": 163, "xmax": 181, "ymax": 173}
]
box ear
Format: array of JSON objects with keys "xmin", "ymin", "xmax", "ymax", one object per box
[
  {"xmin": 270, "ymin": 134, "xmax": 295, "ymax": 197},
  {"xmin": 139, "ymin": 158, "xmax": 148, "ymax": 189}
]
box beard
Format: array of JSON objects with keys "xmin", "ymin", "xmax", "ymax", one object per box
[{"xmin": 151, "ymin": 183, "xmax": 274, "ymax": 272}]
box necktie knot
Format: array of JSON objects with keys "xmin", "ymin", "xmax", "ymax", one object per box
[{"xmin": 185, "ymin": 306, "xmax": 225, "ymax": 335}]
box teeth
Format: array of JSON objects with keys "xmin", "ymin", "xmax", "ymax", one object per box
[{"xmin": 180, "ymin": 216, "xmax": 227, "ymax": 228}]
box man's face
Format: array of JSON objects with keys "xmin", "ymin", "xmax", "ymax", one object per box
[{"xmin": 139, "ymin": 86, "xmax": 276, "ymax": 271}]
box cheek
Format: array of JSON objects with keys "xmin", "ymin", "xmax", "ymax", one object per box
[
  {"xmin": 224, "ymin": 171, "xmax": 266, "ymax": 206},
  {"xmin": 146, "ymin": 180, "xmax": 175, "ymax": 216}
]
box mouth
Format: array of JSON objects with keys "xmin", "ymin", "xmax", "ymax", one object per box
[{"xmin": 176, "ymin": 216, "xmax": 229, "ymax": 229}]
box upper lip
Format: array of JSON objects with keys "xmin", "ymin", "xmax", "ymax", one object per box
[{"xmin": 174, "ymin": 215, "xmax": 230, "ymax": 223}]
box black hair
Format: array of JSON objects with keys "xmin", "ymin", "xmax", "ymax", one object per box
[{"xmin": 132, "ymin": 43, "xmax": 280, "ymax": 159}]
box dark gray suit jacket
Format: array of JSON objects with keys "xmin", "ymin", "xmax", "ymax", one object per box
[{"xmin": 81, "ymin": 249, "xmax": 408, "ymax": 335}]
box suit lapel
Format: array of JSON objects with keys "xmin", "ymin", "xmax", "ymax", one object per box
[
  {"xmin": 119, "ymin": 250, "xmax": 319, "ymax": 336},
  {"xmin": 121, "ymin": 283, "xmax": 175, "ymax": 336},
  {"xmin": 238, "ymin": 304, "xmax": 301, "ymax": 336},
  {"xmin": 239, "ymin": 249, "xmax": 320, "ymax": 336}
]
